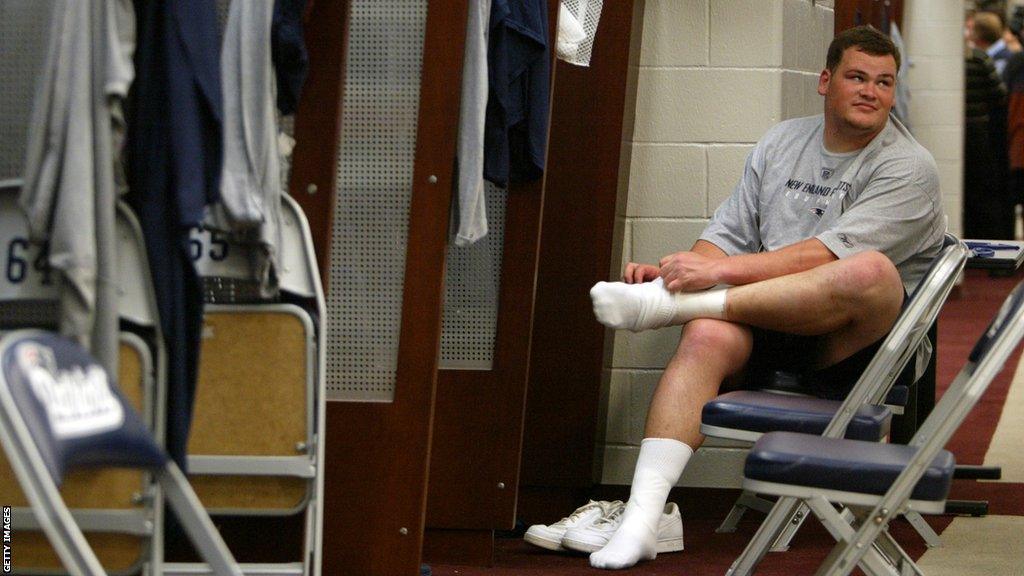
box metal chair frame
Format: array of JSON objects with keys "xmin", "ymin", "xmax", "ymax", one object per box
[
  {"xmin": 0, "ymin": 330, "xmax": 242, "ymax": 576},
  {"xmin": 727, "ymin": 279, "xmax": 1024, "ymax": 576},
  {"xmin": 699, "ymin": 234, "xmax": 968, "ymax": 551}
]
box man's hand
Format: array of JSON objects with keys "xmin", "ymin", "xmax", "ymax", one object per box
[
  {"xmin": 658, "ymin": 251, "xmax": 720, "ymax": 292},
  {"xmin": 622, "ymin": 262, "xmax": 660, "ymax": 284}
]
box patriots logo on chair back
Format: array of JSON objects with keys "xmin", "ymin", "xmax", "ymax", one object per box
[{"xmin": 14, "ymin": 341, "xmax": 125, "ymax": 440}]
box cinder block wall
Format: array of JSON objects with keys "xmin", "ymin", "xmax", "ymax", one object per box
[{"xmin": 600, "ymin": 0, "xmax": 836, "ymax": 484}]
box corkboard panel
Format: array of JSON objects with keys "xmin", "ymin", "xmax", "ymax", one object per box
[
  {"xmin": 189, "ymin": 475, "xmax": 307, "ymax": 511},
  {"xmin": 9, "ymin": 532, "xmax": 144, "ymax": 574},
  {"xmin": 0, "ymin": 341, "xmax": 146, "ymax": 507},
  {"xmin": 188, "ymin": 310, "xmax": 308, "ymax": 456}
]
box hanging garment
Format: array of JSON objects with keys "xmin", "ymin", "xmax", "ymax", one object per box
[
  {"xmin": 128, "ymin": 0, "xmax": 223, "ymax": 468},
  {"xmin": 453, "ymin": 0, "xmax": 492, "ymax": 246},
  {"xmin": 889, "ymin": 21, "xmax": 912, "ymax": 132},
  {"xmin": 207, "ymin": 0, "xmax": 283, "ymax": 298},
  {"xmin": 556, "ymin": 0, "xmax": 602, "ymax": 67},
  {"xmin": 483, "ymin": 0, "xmax": 550, "ymax": 188},
  {"xmin": 271, "ymin": 0, "xmax": 309, "ymax": 116},
  {"xmin": 19, "ymin": 0, "xmax": 135, "ymax": 375},
  {"xmin": 556, "ymin": 3, "xmax": 586, "ymax": 62}
]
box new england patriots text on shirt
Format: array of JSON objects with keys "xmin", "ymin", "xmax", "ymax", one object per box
[{"xmin": 783, "ymin": 178, "xmax": 852, "ymax": 198}]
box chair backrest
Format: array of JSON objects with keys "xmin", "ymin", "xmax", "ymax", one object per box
[
  {"xmin": 0, "ymin": 331, "xmax": 166, "ymax": 482},
  {"xmin": 910, "ymin": 280, "xmax": 1024, "ymax": 453},
  {"xmin": 183, "ymin": 192, "xmax": 326, "ymax": 573},
  {"xmin": 0, "ymin": 330, "xmax": 243, "ymax": 576},
  {"xmin": 821, "ymin": 234, "xmax": 967, "ymax": 439}
]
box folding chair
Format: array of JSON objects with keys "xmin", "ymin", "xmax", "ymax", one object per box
[
  {"xmin": 728, "ymin": 279, "xmax": 1024, "ymax": 576},
  {"xmin": 698, "ymin": 234, "xmax": 967, "ymax": 550},
  {"xmin": 1, "ymin": 182, "xmax": 176, "ymax": 574},
  {"xmin": 167, "ymin": 194, "xmax": 326, "ymax": 576},
  {"xmin": 0, "ymin": 330, "xmax": 242, "ymax": 576}
]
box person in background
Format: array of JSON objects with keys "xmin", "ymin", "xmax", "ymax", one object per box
[
  {"xmin": 971, "ymin": 11, "xmax": 1016, "ymax": 239},
  {"xmin": 964, "ymin": 40, "xmax": 1011, "ymax": 239},
  {"xmin": 1003, "ymin": 24, "xmax": 1024, "ymax": 237},
  {"xmin": 974, "ymin": 11, "xmax": 1014, "ymax": 75}
]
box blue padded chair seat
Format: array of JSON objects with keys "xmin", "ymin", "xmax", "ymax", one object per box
[
  {"xmin": 745, "ymin": 431, "xmax": 956, "ymax": 501},
  {"xmin": 702, "ymin": 390, "xmax": 892, "ymax": 441}
]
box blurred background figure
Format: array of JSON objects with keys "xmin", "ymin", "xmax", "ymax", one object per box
[
  {"xmin": 1004, "ymin": 4, "xmax": 1024, "ymax": 235},
  {"xmin": 964, "ymin": 35, "xmax": 1012, "ymax": 239}
]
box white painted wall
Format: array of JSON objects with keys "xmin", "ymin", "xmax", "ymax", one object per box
[
  {"xmin": 903, "ymin": 0, "xmax": 965, "ymax": 237},
  {"xmin": 598, "ymin": 0, "xmax": 965, "ymax": 484}
]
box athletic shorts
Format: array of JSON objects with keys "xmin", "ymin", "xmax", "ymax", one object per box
[{"xmin": 742, "ymin": 301, "xmax": 916, "ymax": 400}]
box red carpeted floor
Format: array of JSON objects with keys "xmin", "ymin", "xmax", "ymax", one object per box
[{"xmin": 430, "ymin": 269, "xmax": 1024, "ymax": 575}]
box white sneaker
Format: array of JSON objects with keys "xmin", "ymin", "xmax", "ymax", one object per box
[
  {"xmin": 524, "ymin": 500, "xmax": 623, "ymax": 551},
  {"xmin": 561, "ymin": 502, "xmax": 684, "ymax": 554}
]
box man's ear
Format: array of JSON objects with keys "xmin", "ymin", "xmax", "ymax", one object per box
[{"xmin": 817, "ymin": 68, "xmax": 830, "ymax": 96}]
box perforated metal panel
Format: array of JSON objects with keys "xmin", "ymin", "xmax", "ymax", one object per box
[
  {"xmin": 325, "ymin": 0, "xmax": 428, "ymax": 401},
  {"xmin": 440, "ymin": 183, "xmax": 506, "ymax": 369},
  {"xmin": 0, "ymin": 1, "xmax": 53, "ymax": 183}
]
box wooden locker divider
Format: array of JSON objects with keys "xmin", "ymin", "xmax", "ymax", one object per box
[
  {"xmin": 291, "ymin": 2, "xmax": 469, "ymax": 574},
  {"xmin": 517, "ymin": 0, "xmax": 638, "ymax": 518},
  {"xmin": 289, "ymin": 0, "xmax": 350, "ymax": 286},
  {"xmin": 423, "ymin": 0, "xmax": 560, "ymax": 565},
  {"xmin": 835, "ymin": 0, "xmax": 904, "ymax": 33}
]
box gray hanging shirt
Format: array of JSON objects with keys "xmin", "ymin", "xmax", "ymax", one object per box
[{"xmin": 700, "ymin": 114, "xmax": 944, "ymax": 294}]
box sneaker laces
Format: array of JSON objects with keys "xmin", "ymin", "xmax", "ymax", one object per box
[
  {"xmin": 551, "ymin": 500, "xmax": 605, "ymax": 528},
  {"xmin": 592, "ymin": 501, "xmax": 626, "ymax": 528}
]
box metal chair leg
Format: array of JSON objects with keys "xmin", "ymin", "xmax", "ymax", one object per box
[
  {"xmin": 805, "ymin": 497, "xmax": 898, "ymax": 576},
  {"xmin": 157, "ymin": 465, "xmax": 244, "ymax": 576},
  {"xmin": 903, "ymin": 510, "xmax": 941, "ymax": 548},
  {"xmin": 769, "ymin": 502, "xmax": 812, "ymax": 552},
  {"xmin": 0, "ymin": 400, "xmax": 106, "ymax": 576},
  {"xmin": 726, "ymin": 496, "xmax": 803, "ymax": 576},
  {"xmin": 717, "ymin": 491, "xmax": 774, "ymax": 533}
]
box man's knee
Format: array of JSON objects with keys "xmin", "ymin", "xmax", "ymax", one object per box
[
  {"xmin": 831, "ymin": 251, "xmax": 903, "ymax": 330},
  {"xmin": 676, "ymin": 319, "xmax": 752, "ymax": 366},
  {"xmin": 838, "ymin": 251, "xmax": 903, "ymax": 304}
]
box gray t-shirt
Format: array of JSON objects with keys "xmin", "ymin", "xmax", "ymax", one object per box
[{"xmin": 700, "ymin": 114, "xmax": 944, "ymax": 293}]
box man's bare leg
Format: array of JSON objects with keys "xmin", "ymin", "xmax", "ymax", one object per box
[
  {"xmin": 724, "ymin": 251, "xmax": 903, "ymax": 366},
  {"xmin": 591, "ymin": 251, "xmax": 903, "ymax": 366},
  {"xmin": 590, "ymin": 319, "xmax": 752, "ymax": 569},
  {"xmin": 590, "ymin": 252, "xmax": 903, "ymax": 569}
]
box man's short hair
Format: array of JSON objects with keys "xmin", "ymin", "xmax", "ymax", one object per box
[
  {"xmin": 973, "ymin": 12, "xmax": 1005, "ymax": 46},
  {"xmin": 826, "ymin": 25, "xmax": 901, "ymax": 73}
]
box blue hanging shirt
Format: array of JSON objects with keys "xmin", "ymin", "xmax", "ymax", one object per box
[
  {"xmin": 484, "ymin": 0, "xmax": 550, "ymax": 187},
  {"xmin": 127, "ymin": 0, "xmax": 222, "ymax": 468}
]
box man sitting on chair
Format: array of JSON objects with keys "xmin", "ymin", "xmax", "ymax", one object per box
[{"xmin": 586, "ymin": 25, "xmax": 945, "ymax": 569}]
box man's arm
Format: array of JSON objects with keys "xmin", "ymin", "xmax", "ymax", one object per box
[{"xmin": 658, "ymin": 238, "xmax": 837, "ymax": 292}]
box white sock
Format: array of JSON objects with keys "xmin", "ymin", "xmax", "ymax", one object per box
[
  {"xmin": 590, "ymin": 438, "xmax": 693, "ymax": 570},
  {"xmin": 590, "ymin": 278, "xmax": 728, "ymax": 332}
]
